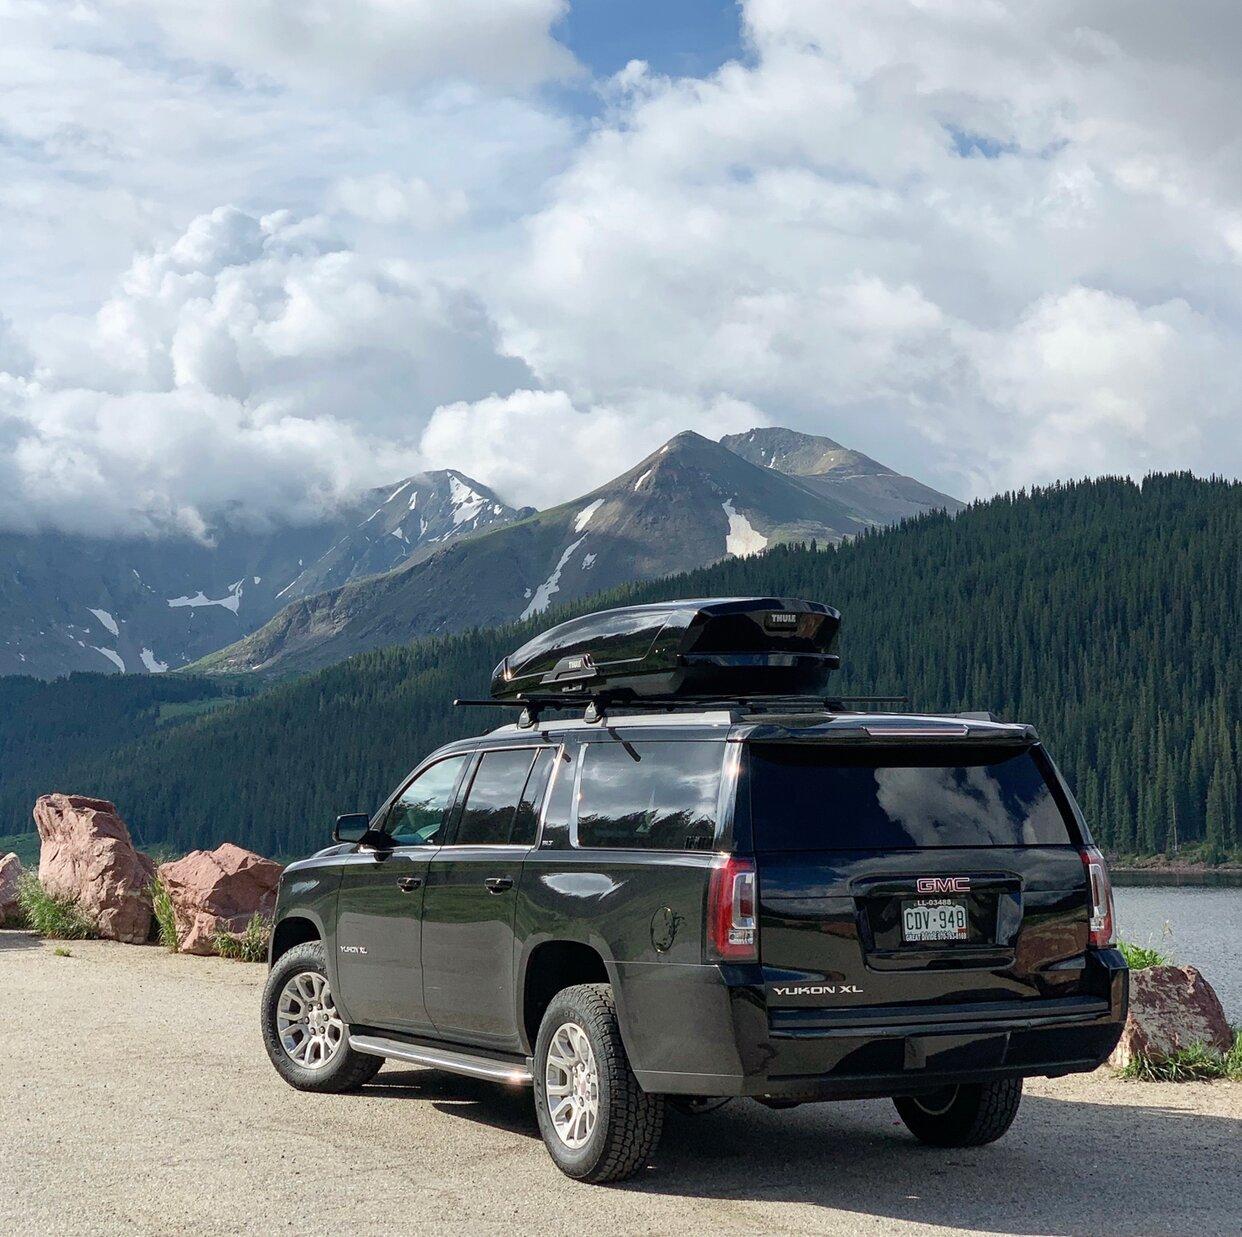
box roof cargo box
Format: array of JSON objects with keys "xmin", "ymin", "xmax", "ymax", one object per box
[{"xmin": 491, "ymin": 597, "xmax": 841, "ymax": 703}]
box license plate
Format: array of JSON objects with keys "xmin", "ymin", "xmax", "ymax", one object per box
[{"xmin": 902, "ymin": 899, "xmax": 968, "ymax": 943}]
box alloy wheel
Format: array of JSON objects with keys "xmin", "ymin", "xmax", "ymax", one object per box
[{"xmin": 276, "ymin": 970, "xmax": 345, "ymax": 1070}]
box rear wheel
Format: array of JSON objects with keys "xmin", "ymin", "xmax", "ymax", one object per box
[
  {"xmin": 893, "ymin": 1078, "xmax": 1023, "ymax": 1147},
  {"xmin": 261, "ymin": 941, "xmax": 382, "ymax": 1093},
  {"xmin": 533, "ymin": 983, "xmax": 664, "ymax": 1183}
]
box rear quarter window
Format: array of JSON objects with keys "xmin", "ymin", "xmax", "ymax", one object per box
[
  {"xmin": 750, "ymin": 744, "xmax": 1074, "ymax": 850},
  {"xmin": 576, "ymin": 740, "xmax": 724, "ymax": 851}
]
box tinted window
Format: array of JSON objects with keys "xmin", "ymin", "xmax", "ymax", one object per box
[
  {"xmin": 512, "ymin": 748, "xmax": 555, "ymax": 847},
  {"xmin": 577, "ymin": 741, "xmax": 723, "ymax": 851},
  {"xmin": 750, "ymin": 744, "xmax": 1073, "ymax": 851},
  {"xmin": 388, "ymin": 756, "xmax": 467, "ymax": 845},
  {"xmin": 456, "ymin": 749, "xmax": 537, "ymax": 845}
]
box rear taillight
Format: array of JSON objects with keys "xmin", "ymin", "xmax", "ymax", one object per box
[
  {"xmin": 1080, "ymin": 846, "xmax": 1116, "ymax": 948},
  {"xmin": 706, "ymin": 855, "xmax": 758, "ymax": 963}
]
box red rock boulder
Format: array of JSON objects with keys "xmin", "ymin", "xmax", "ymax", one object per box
[
  {"xmin": 1109, "ymin": 965, "xmax": 1233, "ymax": 1068},
  {"xmin": 33, "ymin": 794, "xmax": 155, "ymax": 943},
  {"xmin": 157, "ymin": 843, "xmax": 282, "ymax": 955},
  {"xmin": 0, "ymin": 852, "xmax": 23, "ymax": 926}
]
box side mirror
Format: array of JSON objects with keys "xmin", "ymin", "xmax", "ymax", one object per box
[{"xmin": 333, "ymin": 813, "xmax": 371, "ymax": 843}]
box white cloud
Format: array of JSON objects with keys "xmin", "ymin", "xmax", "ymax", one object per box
[
  {"xmin": 495, "ymin": 1, "xmax": 1242, "ymax": 495},
  {"xmin": 0, "ymin": 206, "xmax": 530, "ymax": 536},
  {"xmin": 1, "ymin": 0, "xmax": 1240, "ymax": 542},
  {"xmin": 419, "ymin": 390, "xmax": 764, "ymax": 509},
  {"xmin": 118, "ymin": 0, "xmax": 577, "ymax": 94}
]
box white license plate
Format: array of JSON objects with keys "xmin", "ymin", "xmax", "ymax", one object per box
[{"xmin": 902, "ymin": 899, "xmax": 968, "ymax": 943}]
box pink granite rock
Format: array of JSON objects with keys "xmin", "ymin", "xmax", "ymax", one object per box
[
  {"xmin": 0, "ymin": 852, "xmax": 22, "ymax": 926},
  {"xmin": 33, "ymin": 794, "xmax": 154, "ymax": 943},
  {"xmin": 157, "ymin": 843, "xmax": 282, "ymax": 955},
  {"xmin": 1109, "ymin": 965, "xmax": 1233, "ymax": 1067}
]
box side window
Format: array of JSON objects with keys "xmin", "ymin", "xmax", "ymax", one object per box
[
  {"xmin": 387, "ymin": 756, "xmax": 467, "ymax": 846},
  {"xmin": 576, "ymin": 741, "xmax": 723, "ymax": 851},
  {"xmin": 511, "ymin": 748, "xmax": 556, "ymax": 847},
  {"xmin": 455, "ymin": 749, "xmax": 538, "ymax": 846}
]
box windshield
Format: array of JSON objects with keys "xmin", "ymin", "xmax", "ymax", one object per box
[{"xmin": 749, "ymin": 743, "xmax": 1075, "ymax": 850}]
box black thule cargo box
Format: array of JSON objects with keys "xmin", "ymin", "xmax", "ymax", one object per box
[{"xmin": 491, "ymin": 597, "xmax": 841, "ymax": 702}]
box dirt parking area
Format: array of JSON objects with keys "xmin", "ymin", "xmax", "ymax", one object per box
[{"xmin": 3, "ymin": 932, "xmax": 1238, "ymax": 1236}]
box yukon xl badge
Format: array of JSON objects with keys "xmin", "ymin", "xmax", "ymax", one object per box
[
  {"xmin": 339, "ymin": 945, "xmax": 368, "ymax": 955},
  {"xmin": 771, "ymin": 983, "xmax": 864, "ymax": 997},
  {"xmin": 916, "ymin": 876, "xmax": 970, "ymax": 894}
]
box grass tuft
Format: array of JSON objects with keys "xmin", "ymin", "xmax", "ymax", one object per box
[
  {"xmin": 150, "ymin": 877, "xmax": 179, "ymax": 951},
  {"xmin": 53, "ymin": 946, "xmax": 72, "ymax": 958},
  {"xmin": 1119, "ymin": 1028, "xmax": 1242, "ymax": 1083},
  {"xmin": 16, "ymin": 873, "xmax": 98, "ymax": 940},
  {"xmin": 212, "ymin": 912, "xmax": 271, "ymax": 963},
  {"xmin": 1118, "ymin": 940, "xmax": 1170, "ymax": 970}
]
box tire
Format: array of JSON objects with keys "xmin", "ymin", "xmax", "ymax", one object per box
[
  {"xmin": 533, "ymin": 983, "xmax": 664, "ymax": 1183},
  {"xmin": 893, "ymin": 1078, "xmax": 1023, "ymax": 1147},
  {"xmin": 260, "ymin": 941, "xmax": 383, "ymax": 1093}
]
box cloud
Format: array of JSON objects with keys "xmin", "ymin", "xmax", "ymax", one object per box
[
  {"xmin": 2, "ymin": 0, "xmax": 1241, "ymax": 542},
  {"xmin": 113, "ymin": 0, "xmax": 577, "ymax": 94},
  {"xmin": 0, "ymin": 206, "xmax": 531, "ymax": 537},
  {"xmin": 494, "ymin": 1, "xmax": 1242, "ymax": 495},
  {"xmin": 419, "ymin": 389, "xmax": 765, "ymax": 509}
]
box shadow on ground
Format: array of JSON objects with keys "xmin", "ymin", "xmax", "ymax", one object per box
[
  {"xmin": 0, "ymin": 930, "xmax": 41, "ymax": 952},
  {"xmin": 361, "ymin": 1071, "xmax": 1240, "ymax": 1234}
]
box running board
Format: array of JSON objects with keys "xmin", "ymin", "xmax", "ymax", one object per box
[{"xmin": 349, "ymin": 1034, "xmax": 532, "ymax": 1085}]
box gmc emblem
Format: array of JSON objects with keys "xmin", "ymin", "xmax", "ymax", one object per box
[{"xmin": 916, "ymin": 876, "xmax": 971, "ymax": 894}]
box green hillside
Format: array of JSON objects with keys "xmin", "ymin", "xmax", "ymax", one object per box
[{"xmin": 2, "ymin": 473, "xmax": 1238, "ymax": 863}]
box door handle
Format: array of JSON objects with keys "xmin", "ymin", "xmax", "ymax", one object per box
[
  {"xmin": 396, "ymin": 875, "xmax": 423, "ymax": 892},
  {"xmin": 484, "ymin": 876, "xmax": 513, "ymax": 894}
]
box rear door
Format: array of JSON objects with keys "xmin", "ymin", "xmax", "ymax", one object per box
[
  {"xmin": 421, "ymin": 746, "xmax": 556, "ymax": 1050},
  {"xmin": 748, "ymin": 742, "xmax": 1094, "ymax": 1015}
]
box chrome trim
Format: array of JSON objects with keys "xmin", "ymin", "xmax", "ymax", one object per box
[{"xmin": 348, "ymin": 1034, "xmax": 532, "ymax": 1085}]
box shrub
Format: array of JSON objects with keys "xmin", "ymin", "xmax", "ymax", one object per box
[
  {"xmin": 212, "ymin": 912, "xmax": 271, "ymax": 963},
  {"xmin": 150, "ymin": 877, "xmax": 179, "ymax": 951},
  {"xmin": 1118, "ymin": 940, "xmax": 1170, "ymax": 970},
  {"xmin": 16, "ymin": 873, "xmax": 97, "ymax": 940}
]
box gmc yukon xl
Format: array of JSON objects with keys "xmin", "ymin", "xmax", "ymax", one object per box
[{"xmin": 260, "ymin": 598, "xmax": 1127, "ymax": 1182}]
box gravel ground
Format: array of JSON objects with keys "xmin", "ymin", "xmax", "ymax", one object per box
[{"xmin": 3, "ymin": 932, "xmax": 1238, "ymax": 1237}]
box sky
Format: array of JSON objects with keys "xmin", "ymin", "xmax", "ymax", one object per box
[{"xmin": 1, "ymin": 0, "xmax": 1239, "ymax": 538}]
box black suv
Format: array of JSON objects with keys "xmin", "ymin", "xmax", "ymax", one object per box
[{"xmin": 260, "ymin": 598, "xmax": 1127, "ymax": 1182}]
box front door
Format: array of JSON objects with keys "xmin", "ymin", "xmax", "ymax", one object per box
[
  {"xmin": 332, "ymin": 754, "xmax": 468, "ymax": 1032},
  {"xmin": 422, "ymin": 747, "xmax": 556, "ymax": 1050}
]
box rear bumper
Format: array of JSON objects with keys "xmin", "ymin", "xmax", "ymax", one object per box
[{"xmin": 624, "ymin": 950, "xmax": 1128, "ymax": 1098}]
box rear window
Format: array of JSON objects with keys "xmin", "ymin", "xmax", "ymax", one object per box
[
  {"xmin": 576, "ymin": 741, "xmax": 723, "ymax": 851},
  {"xmin": 750, "ymin": 744, "xmax": 1073, "ymax": 850}
]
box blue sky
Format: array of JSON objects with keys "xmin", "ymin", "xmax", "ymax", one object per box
[
  {"xmin": 0, "ymin": 0, "xmax": 1238, "ymax": 536},
  {"xmin": 559, "ymin": 0, "xmax": 743, "ymax": 80}
]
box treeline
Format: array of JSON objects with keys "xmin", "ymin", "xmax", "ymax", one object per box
[{"xmin": 3, "ymin": 473, "xmax": 1238, "ymax": 862}]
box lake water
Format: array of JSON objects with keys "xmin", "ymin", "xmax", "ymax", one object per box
[{"xmin": 1112, "ymin": 882, "xmax": 1242, "ymax": 1023}]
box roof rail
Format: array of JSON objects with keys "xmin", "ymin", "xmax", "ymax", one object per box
[{"xmin": 454, "ymin": 693, "xmax": 908, "ymax": 729}]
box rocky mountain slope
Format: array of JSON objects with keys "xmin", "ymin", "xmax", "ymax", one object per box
[
  {"xmin": 722, "ymin": 428, "xmax": 964, "ymax": 524},
  {"xmin": 0, "ymin": 471, "xmax": 524, "ymax": 679},
  {"xmin": 197, "ymin": 429, "xmax": 938, "ymax": 678}
]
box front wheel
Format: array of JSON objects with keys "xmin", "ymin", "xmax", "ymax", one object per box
[
  {"xmin": 533, "ymin": 983, "xmax": 664, "ymax": 1183},
  {"xmin": 893, "ymin": 1078, "xmax": 1023, "ymax": 1147},
  {"xmin": 260, "ymin": 941, "xmax": 383, "ymax": 1093}
]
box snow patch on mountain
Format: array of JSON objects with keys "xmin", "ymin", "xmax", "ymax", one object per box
[
  {"xmin": 573, "ymin": 499, "xmax": 605, "ymax": 532},
  {"xmin": 139, "ymin": 647, "xmax": 169, "ymax": 672},
  {"xmin": 167, "ymin": 581, "xmax": 243, "ymax": 613},
  {"xmin": 722, "ymin": 500, "xmax": 768, "ymax": 557},
  {"xmin": 88, "ymin": 607, "xmax": 119, "ymax": 636},
  {"xmin": 633, "ymin": 469, "xmax": 652, "ymax": 491},
  {"xmin": 449, "ymin": 475, "xmax": 486, "ymax": 525},
  {"xmin": 522, "ymin": 536, "xmax": 586, "ymax": 620},
  {"xmin": 93, "ymin": 646, "xmax": 125, "ymax": 672}
]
